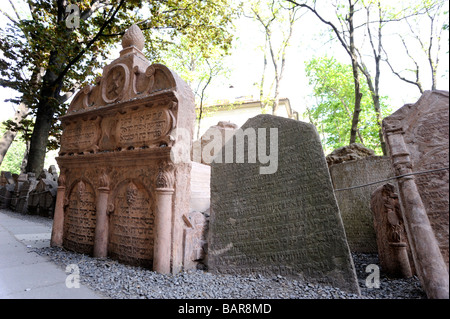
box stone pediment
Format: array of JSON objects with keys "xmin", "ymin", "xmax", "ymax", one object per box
[
  {"xmin": 67, "ymin": 62, "xmax": 178, "ymax": 115},
  {"xmin": 66, "ymin": 25, "xmax": 184, "ymax": 116},
  {"xmin": 59, "ymin": 24, "xmax": 194, "ymax": 156}
]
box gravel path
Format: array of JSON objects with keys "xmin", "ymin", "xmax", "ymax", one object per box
[
  {"xmin": 32, "ymin": 246, "xmax": 426, "ymax": 299},
  {"xmin": 2, "ymin": 209, "xmax": 425, "ymax": 299}
]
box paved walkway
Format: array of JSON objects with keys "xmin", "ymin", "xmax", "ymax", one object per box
[{"xmin": 0, "ymin": 209, "xmax": 104, "ymax": 299}]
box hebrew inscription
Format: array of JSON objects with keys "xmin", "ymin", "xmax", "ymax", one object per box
[
  {"xmin": 60, "ymin": 118, "xmax": 100, "ymax": 154},
  {"xmin": 116, "ymin": 107, "xmax": 173, "ymax": 149},
  {"xmin": 208, "ymin": 115, "xmax": 360, "ymax": 294},
  {"xmin": 63, "ymin": 181, "xmax": 96, "ymax": 254},
  {"xmin": 108, "ymin": 181, "xmax": 154, "ymax": 267}
]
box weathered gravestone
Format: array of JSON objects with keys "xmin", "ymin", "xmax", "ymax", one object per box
[
  {"xmin": 0, "ymin": 171, "xmax": 15, "ymax": 209},
  {"xmin": 208, "ymin": 114, "xmax": 360, "ymax": 294},
  {"xmin": 10, "ymin": 173, "xmax": 28, "ymax": 211},
  {"xmin": 383, "ymin": 90, "xmax": 449, "ymax": 299},
  {"xmin": 27, "ymin": 168, "xmax": 58, "ymax": 217},
  {"xmin": 182, "ymin": 210, "xmax": 209, "ymax": 270},
  {"xmin": 192, "ymin": 121, "xmax": 238, "ymax": 165},
  {"xmin": 15, "ymin": 173, "xmax": 37, "ymax": 215},
  {"xmin": 370, "ymin": 183, "xmax": 415, "ymax": 278},
  {"xmin": 329, "ymin": 155, "xmax": 396, "ymax": 253},
  {"xmin": 50, "ymin": 25, "xmax": 195, "ymax": 274},
  {"xmin": 326, "ymin": 143, "xmax": 375, "ymax": 166}
]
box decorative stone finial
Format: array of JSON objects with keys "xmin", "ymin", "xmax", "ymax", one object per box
[{"xmin": 122, "ymin": 24, "xmax": 145, "ymax": 51}]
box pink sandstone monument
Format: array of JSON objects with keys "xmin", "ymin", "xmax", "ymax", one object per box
[
  {"xmin": 50, "ymin": 25, "xmax": 195, "ymax": 274},
  {"xmin": 383, "ymin": 90, "xmax": 449, "ymax": 299}
]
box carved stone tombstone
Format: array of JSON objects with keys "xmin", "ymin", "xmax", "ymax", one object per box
[
  {"xmin": 0, "ymin": 171, "xmax": 15, "ymax": 209},
  {"xmin": 208, "ymin": 114, "xmax": 360, "ymax": 294},
  {"xmin": 10, "ymin": 173, "xmax": 27, "ymax": 211},
  {"xmin": 192, "ymin": 121, "xmax": 238, "ymax": 165},
  {"xmin": 50, "ymin": 25, "xmax": 195, "ymax": 274},
  {"xmin": 15, "ymin": 173, "xmax": 37, "ymax": 214},
  {"xmin": 370, "ymin": 183, "xmax": 415, "ymax": 278},
  {"xmin": 329, "ymin": 156, "xmax": 395, "ymax": 253},
  {"xmin": 28, "ymin": 176, "xmax": 58, "ymax": 217},
  {"xmin": 383, "ymin": 90, "xmax": 449, "ymax": 299}
]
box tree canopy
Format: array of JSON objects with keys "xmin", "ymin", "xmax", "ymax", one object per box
[
  {"xmin": 0, "ymin": 0, "xmax": 239, "ymax": 174},
  {"xmin": 305, "ymin": 56, "xmax": 392, "ymax": 154}
]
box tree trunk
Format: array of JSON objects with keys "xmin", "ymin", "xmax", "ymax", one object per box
[
  {"xmin": 25, "ymin": 91, "xmax": 57, "ymax": 175},
  {"xmin": 348, "ymin": 1, "xmax": 363, "ymax": 145},
  {"xmin": 25, "ymin": 1, "xmax": 67, "ymax": 175},
  {"xmin": 25, "ymin": 49, "xmax": 63, "ymax": 175}
]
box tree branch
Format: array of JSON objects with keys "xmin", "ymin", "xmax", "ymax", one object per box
[{"xmin": 52, "ymin": 0, "xmax": 126, "ymax": 87}]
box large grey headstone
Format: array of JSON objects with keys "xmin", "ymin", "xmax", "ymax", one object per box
[{"xmin": 208, "ymin": 114, "xmax": 360, "ymax": 294}]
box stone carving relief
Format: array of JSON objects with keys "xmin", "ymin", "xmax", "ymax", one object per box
[
  {"xmin": 102, "ymin": 64, "xmax": 129, "ymax": 104},
  {"xmin": 63, "ymin": 180, "xmax": 96, "ymax": 254},
  {"xmin": 108, "ymin": 180, "xmax": 154, "ymax": 267}
]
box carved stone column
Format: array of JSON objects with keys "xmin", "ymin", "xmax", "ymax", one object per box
[
  {"xmin": 385, "ymin": 128, "xmax": 449, "ymax": 299},
  {"xmin": 50, "ymin": 172, "xmax": 66, "ymax": 247},
  {"xmin": 94, "ymin": 173, "xmax": 110, "ymax": 258},
  {"xmin": 153, "ymin": 163, "xmax": 174, "ymax": 274},
  {"xmin": 389, "ymin": 242, "xmax": 412, "ymax": 278}
]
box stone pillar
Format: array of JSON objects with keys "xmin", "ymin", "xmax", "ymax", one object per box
[
  {"xmin": 94, "ymin": 186, "xmax": 110, "ymax": 258},
  {"xmin": 389, "ymin": 242, "xmax": 412, "ymax": 278},
  {"xmin": 50, "ymin": 174, "xmax": 66, "ymax": 247},
  {"xmin": 385, "ymin": 128, "xmax": 449, "ymax": 299},
  {"xmin": 153, "ymin": 187, "xmax": 174, "ymax": 274}
]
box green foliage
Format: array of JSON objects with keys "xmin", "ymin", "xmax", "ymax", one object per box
[
  {"xmin": 0, "ymin": 125, "xmax": 26, "ymax": 174},
  {"xmin": 304, "ymin": 56, "xmax": 391, "ymax": 154},
  {"xmin": 0, "ymin": 0, "xmax": 239, "ymax": 148}
]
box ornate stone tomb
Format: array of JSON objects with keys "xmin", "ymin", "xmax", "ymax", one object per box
[
  {"xmin": 208, "ymin": 114, "xmax": 360, "ymax": 294},
  {"xmin": 50, "ymin": 25, "xmax": 195, "ymax": 274},
  {"xmin": 383, "ymin": 90, "xmax": 449, "ymax": 299}
]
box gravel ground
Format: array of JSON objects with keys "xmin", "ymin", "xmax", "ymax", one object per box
[
  {"xmin": 2, "ymin": 209, "xmax": 426, "ymax": 299},
  {"xmin": 31, "ymin": 246, "xmax": 426, "ymax": 299}
]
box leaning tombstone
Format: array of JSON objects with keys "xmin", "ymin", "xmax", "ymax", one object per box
[
  {"xmin": 15, "ymin": 173, "xmax": 38, "ymax": 215},
  {"xmin": 370, "ymin": 183, "xmax": 415, "ymax": 278},
  {"xmin": 208, "ymin": 114, "xmax": 360, "ymax": 294},
  {"xmin": 50, "ymin": 24, "xmax": 195, "ymax": 274},
  {"xmin": 0, "ymin": 171, "xmax": 15, "ymax": 209},
  {"xmin": 28, "ymin": 176, "xmax": 57, "ymax": 217},
  {"xmin": 382, "ymin": 90, "xmax": 449, "ymax": 299},
  {"xmin": 10, "ymin": 173, "xmax": 28, "ymax": 211}
]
